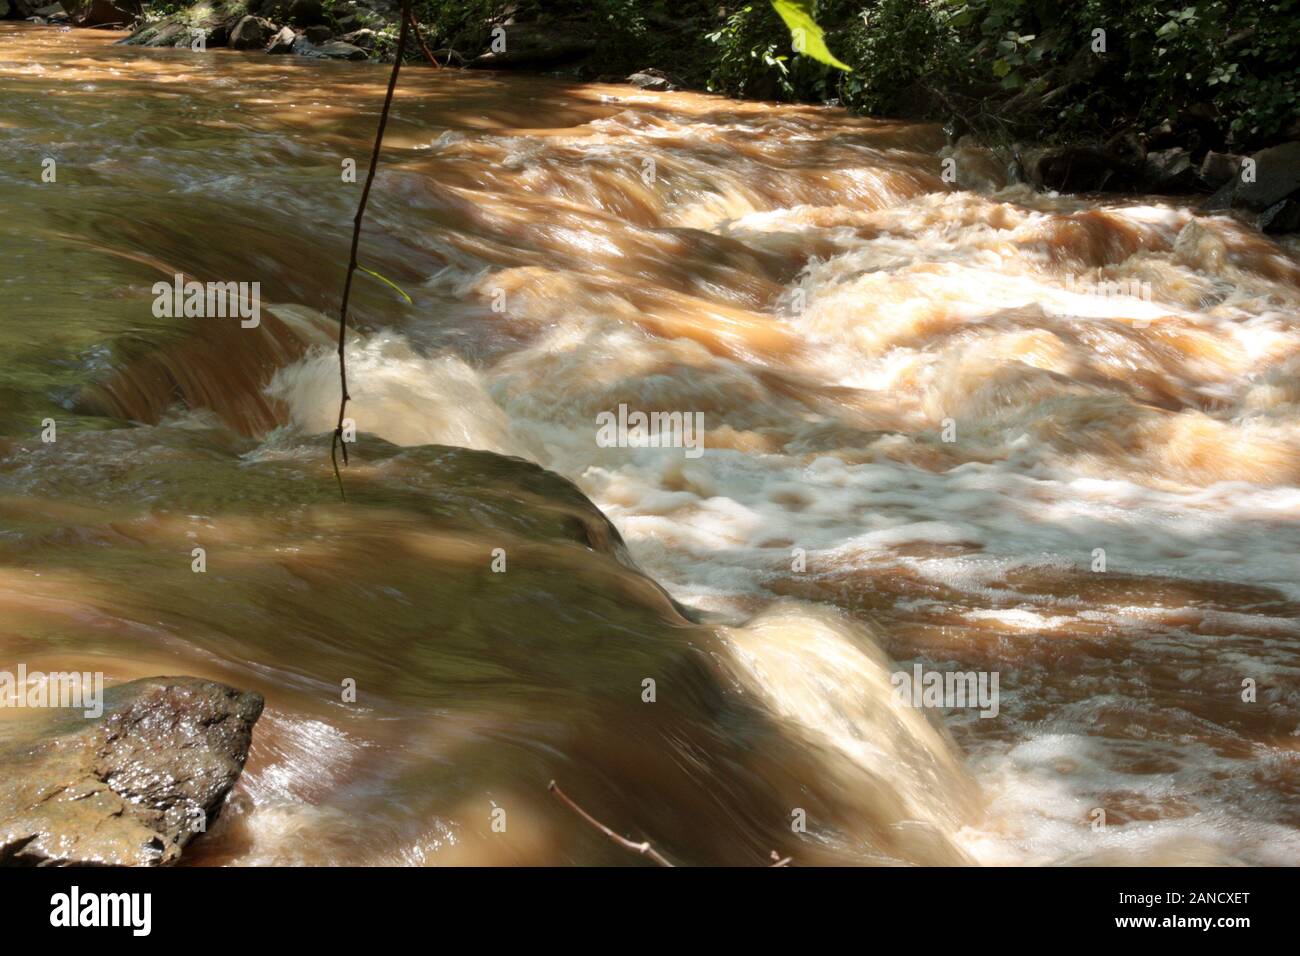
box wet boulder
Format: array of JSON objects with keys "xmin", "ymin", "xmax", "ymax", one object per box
[
  {"xmin": 1142, "ymin": 147, "xmax": 1198, "ymax": 193},
  {"xmin": 1231, "ymin": 142, "xmax": 1300, "ymax": 210},
  {"xmin": 265, "ymin": 25, "xmax": 296, "ymax": 54},
  {"xmin": 1199, "ymin": 150, "xmax": 1246, "ymax": 190},
  {"xmin": 117, "ymin": 20, "xmax": 189, "ymax": 46},
  {"xmin": 1203, "ymin": 141, "xmax": 1300, "ymax": 233},
  {"xmin": 33, "ymin": 2, "xmax": 67, "ymax": 19},
  {"xmin": 337, "ymin": 28, "xmax": 377, "ymax": 50},
  {"xmin": 627, "ymin": 69, "xmax": 676, "ymax": 92},
  {"xmin": 1022, "ymin": 144, "xmax": 1134, "ymax": 193},
  {"xmin": 64, "ymin": 0, "xmax": 138, "ymax": 26},
  {"xmin": 0, "ymin": 677, "xmax": 263, "ymax": 866},
  {"xmin": 118, "ymin": 1, "xmax": 245, "ymax": 47},
  {"xmin": 120, "ymin": 15, "xmax": 229, "ymax": 47},
  {"xmin": 229, "ymin": 15, "xmax": 275, "ymax": 50}
]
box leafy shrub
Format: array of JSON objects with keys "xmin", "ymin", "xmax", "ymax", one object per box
[{"xmin": 834, "ymin": 0, "xmax": 963, "ymax": 115}]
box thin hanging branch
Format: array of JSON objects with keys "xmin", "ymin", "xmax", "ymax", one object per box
[{"xmin": 331, "ymin": 0, "xmax": 412, "ymax": 501}]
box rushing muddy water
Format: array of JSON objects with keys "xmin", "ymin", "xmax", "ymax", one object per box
[{"xmin": 1, "ymin": 24, "xmax": 1298, "ymax": 865}]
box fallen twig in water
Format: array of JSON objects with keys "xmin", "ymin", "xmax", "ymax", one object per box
[
  {"xmin": 548, "ymin": 780, "xmax": 675, "ymax": 867},
  {"xmin": 547, "ymin": 780, "xmax": 793, "ymax": 867}
]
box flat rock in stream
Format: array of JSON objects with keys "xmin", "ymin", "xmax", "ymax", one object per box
[
  {"xmin": 0, "ymin": 677, "xmax": 263, "ymax": 866},
  {"xmin": 285, "ymin": 35, "xmax": 367, "ymax": 60},
  {"xmin": 313, "ymin": 40, "xmax": 366, "ymax": 60}
]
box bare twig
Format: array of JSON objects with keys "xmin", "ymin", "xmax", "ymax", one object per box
[
  {"xmin": 547, "ymin": 780, "xmax": 675, "ymax": 867},
  {"xmin": 331, "ymin": 0, "xmax": 412, "ymax": 501},
  {"xmin": 548, "ymin": 780, "xmax": 794, "ymax": 867}
]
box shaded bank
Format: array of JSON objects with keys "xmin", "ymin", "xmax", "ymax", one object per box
[{"xmin": 16, "ymin": 0, "xmax": 1297, "ymax": 230}]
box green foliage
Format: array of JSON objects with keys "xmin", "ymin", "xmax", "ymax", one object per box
[
  {"xmin": 1119, "ymin": 0, "xmax": 1299, "ymax": 144},
  {"xmin": 835, "ymin": 0, "xmax": 963, "ymax": 115},
  {"xmin": 707, "ymin": 0, "xmax": 1297, "ymax": 147},
  {"xmin": 413, "ymin": 0, "xmax": 502, "ymax": 54},
  {"xmin": 705, "ymin": 4, "xmax": 792, "ymax": 98},
  {"xmin": 410, "ymin": 0, "xmax": 656, "ymax": 61}
]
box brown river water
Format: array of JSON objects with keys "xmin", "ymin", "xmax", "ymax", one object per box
[{"xmin": 1, "ymin": 24, "xmax": 1298, "ymax": 866}]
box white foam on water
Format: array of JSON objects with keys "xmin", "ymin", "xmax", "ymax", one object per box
[{"xmin": 258, "ymin": 108, "xmax": 1300, "ymax": 864}]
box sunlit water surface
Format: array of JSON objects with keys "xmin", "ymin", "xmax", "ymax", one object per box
[{"xmin": 1, "ymin": 25, "xmax": 1297, "ymax": 866}]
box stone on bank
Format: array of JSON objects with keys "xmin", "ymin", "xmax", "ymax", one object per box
[{"xmin": 0, "ymin": 676, "xmax": 263, "ymax": 866}]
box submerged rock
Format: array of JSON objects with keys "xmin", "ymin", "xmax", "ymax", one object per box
[{"xmin": 0, "ymin": 677, "xmax": 263, "ymax": 866}]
